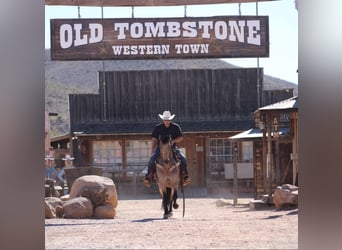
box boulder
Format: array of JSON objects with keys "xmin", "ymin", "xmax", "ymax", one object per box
[
  {"xmin": 273, "ymin": 184, "xmax": 298, "ymax": 209},
  {"xmin": 63, "ymin": 197, "xmax": 93, "ymax": 219},
  {"xmin": 45, "ymin": 197, "xmax": 64, "ymax": 218},
  {"xmin": 45, "ymin": 196, "xmax": 63, "ymax": 208},
  {"xmin": 68, "ymin": 175, "xmax": 118, "ymax": 219},
  {"xmin": 59, "ymin": 194, "xmax": 70, "ymax": 201},
  {"xmin": 94, "ymin": 204, "xmax": 116, "ymax": 219},
  {"xmin": 69, "ymin": 175, "xmax": 118, "ymax": 209},
  {"xmin": 45, "ymin": 200, "xmax": 56, "ymax": 219}
]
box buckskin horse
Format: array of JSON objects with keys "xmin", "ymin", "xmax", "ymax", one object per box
[{"xmin": 155, "ymin": 134, "xmax": 181, "ymax": 219}]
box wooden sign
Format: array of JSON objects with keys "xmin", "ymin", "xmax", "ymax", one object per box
[
  {"xmin": 51, "ymin": 16, "xmax": 269, "ymax": 60},
  {"xmin": 45, "ymin": 0, "xmax": 275, "ymax": 7}
]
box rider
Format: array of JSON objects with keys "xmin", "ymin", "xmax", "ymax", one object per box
[{"xmin": 143, "ymin": 111, "xmax": 190, "ymax": 187}]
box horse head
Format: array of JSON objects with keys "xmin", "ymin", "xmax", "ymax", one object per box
[{"xmin": 159, "ymin": 134, "xmax": 172, "ymax": 145}]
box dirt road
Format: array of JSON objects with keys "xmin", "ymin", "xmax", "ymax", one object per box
[{"xmin": 45, "ymin": 196, "xmax": 298, "ymax": 249}]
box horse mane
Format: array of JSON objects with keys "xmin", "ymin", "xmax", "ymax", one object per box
[
  {"xmin": 158, "ymin": 134, "xmax": 174, "ymax": 164},
  {"xmin": 159, "ymin": 134, "xmax": 171, "ymax": 145}
]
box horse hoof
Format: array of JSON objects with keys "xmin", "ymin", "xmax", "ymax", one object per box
[
  {"xmin": 173, "ymin": 203, "xmax": 179, "ymax": 209},
  {"xmin": 163, "ymin": 214, "xmax": 169, "ymax": 219}
]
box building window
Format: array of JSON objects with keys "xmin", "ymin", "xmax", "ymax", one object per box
[
  {"xmin": 92, "ymin": 140, "xmax": 122, "ymax": 164},
  {"xmin": 126, "ymin": 140, "xmax": 151, "ymax": 166},
  {"xmin": 242, "ymin": 141, "xmax": 253, "ymax": 162},
  {"xmin": 209, "ymin": 138, "xmax": 233, "ymax": 175}
]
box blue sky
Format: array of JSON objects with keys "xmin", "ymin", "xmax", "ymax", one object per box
[{"xmin": 45, "ymin": 0, "xmax": 298, "ymax": 84}]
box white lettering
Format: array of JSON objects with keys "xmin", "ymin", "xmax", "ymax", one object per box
[
  {"xmin": 130, "ymin": 23, "xmax": 144, "ymax": 38},
  {"xmin": 198, "ymin": 21, "xmax": 213, "ymax": 38},
  {"xmin": 145, "ymin": 22, "xmax": 166, "ymax": 38},
  {"xmin": 228, "ymin": 20, "xmax": 245, "ymax": 43},
  {"xmin": 138, "ymin": 45, "xmax": 146, "ymax": 54},
  {"xmin": 189, "ymin": 44, "xmax": 200, "ymax": 53},
  {"xmin": 247, "ymin": 20, "xmax": 261, "ymax": 45},
  {"xmin": 112, "ymin": 45, "xmax": 123, "ymax": 55},
  {"xmin": 89, "ymin": 23, "xmax": 103, "ymax": 44},
  {"xmin": 60, "ymin": 23, "xmax": 103, "ymax": 49},
  {"xmin": 166, "ymin": 22, "xmax": 181, "ymax": 37},
  {"xmin": 131, "ymin": 45, "xmax": 138, "ymax": 55},
  {"xmin": 175, "ymin": 44, "xmax": 182, "ymax": 54},
  {"xmin": 74, "ymin": 24, "xmax": 88, "ymax": 46},
  {"xmin": 200, "ymin": 44, "xmax": 209, "ymax": 53},
  {"xmin": 60, "ymin": 24, "xmax": 73, "ymax": 49},
  {"xmin": 161, "ymin": 44, "xmax": 170, "ymax": 54},
  {"xmin": 114, "ymin": 23, "xmax": 129, "ymax": 40},
  {"xmin": 182, "ymin": 21, "xmax": 197, "ymax": 37},
  {"xmin": 146, "ymin": 45, "xmax": 154, "ymax": 54},
  {"xmin": 111, "ymin": 19, "xmax": 261, "ymax": 46},
  {"xmin": 123, "ymin": 46, "xmax": 130, "ymax": 54},
  {"xmin": 112, "ymin": 44, "xmax": 170, "ymax": 55},
  {"xmin": 215, "ymin": 21, "xmax": 228, "ymax": 40},
  {"xmin": 175, "ymin": 44, "xmax": 209, "ymax": 54}
]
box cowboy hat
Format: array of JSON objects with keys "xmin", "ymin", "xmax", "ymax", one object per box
[
  {"xmin": 158, "ymin": 111, "xmax": 175, "ymax": 120},
  {"xmin": 45, "ymin": 155, "xmax": 54, "ymax": 160},
  {"xmin": 62, "ymin": 154, "xmax": 75, "ymax": 161}
]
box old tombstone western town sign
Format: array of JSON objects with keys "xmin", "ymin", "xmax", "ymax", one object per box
[{"xmin": 50, "ymin": 16, "xmax": 269, "ymax": 60}]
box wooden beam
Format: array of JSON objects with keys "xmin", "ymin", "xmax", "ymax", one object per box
[{"xmin": 45, "ymin": 0, "xmax": 275, "ymax": 7}]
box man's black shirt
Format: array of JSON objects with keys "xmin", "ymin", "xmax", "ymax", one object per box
[{"xmin": 151, "ymin": 122, "xmax": 183, "ymax": 144}]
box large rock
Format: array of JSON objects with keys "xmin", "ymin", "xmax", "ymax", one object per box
[
  {"xmin": 273, "ymin": 184, "xmax": 298, "ymax": 209},
  {"xmin": 94, "ymin": 204, "xmax": 116, "ymax": 219},
  {"xmin": 45, "ymin": 200, "xmax": 56, "ymax": 219},
  {"xmin": 63, "ymin": 197, "xmax": 93, "ymax": 219},
  {"xmin": 69, "ymin": 175, "xmax": 118, "ymax": 219},
  {"xmin": 45, "ymin": 197, "xmax": 64, "ymax": 218}
]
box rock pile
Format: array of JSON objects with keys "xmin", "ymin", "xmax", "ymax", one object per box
[{"xmin": 45, "ymin": 175, "xmax": 118, "ymax": 219}]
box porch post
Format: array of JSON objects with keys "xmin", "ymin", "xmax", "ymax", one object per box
[
  {"xmin": 266, "ymin": 112, "xmax": 273, "ymax": 202},
  {"xmin": 233, "ymin": 142, "xmax": 238, "ymax": 205}
]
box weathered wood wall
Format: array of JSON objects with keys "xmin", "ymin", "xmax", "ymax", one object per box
[
  {"xmin": 69, "ymin": 94, "xmax": 101, "ymax": 132},
  {"xmin": 69, "ymin": 68, "xmax": 263, "ymax": 133},
  {"xmin": 262, "ymin": 89, "xmax": 294, "ymax": 107},
  {"xmin": 100, "ymin": 68, "xmax": 261, "ymax": 121}
]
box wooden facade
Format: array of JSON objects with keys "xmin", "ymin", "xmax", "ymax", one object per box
[
  {"xmin": 230, "ymin": 96, "xmax": 298, "ymax": 199},
  {"xmin": 70, "ymin": 68, "xmax": 263, "ymax": 132},
  {"xmin": 52, "ymin": 66, "xmax": 294, "ymax": 196}
]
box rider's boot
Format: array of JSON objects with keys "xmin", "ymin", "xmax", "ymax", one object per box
[
  {"xmin": 180, "ymin": 165, "xmax": 190, "ymax": 187},
  {"xmin": 143, "ymin": 165, "xmax": 156, "ymax": 187},
  {"xmin": 182, "ymin": 171, "xmax": 190, "ymax": 186}
]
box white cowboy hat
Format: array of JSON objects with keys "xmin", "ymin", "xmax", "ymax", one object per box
[
  {"xmin": 158, "ymin": 111, "xmax": 175, "ymax": 120},
  {"xmin": 62, "ymin": 154, "xmax": 75, "ymax": 161},
  {"xmin": 45, "ymin": 155, "xmax": 54, "ymax": 160}
]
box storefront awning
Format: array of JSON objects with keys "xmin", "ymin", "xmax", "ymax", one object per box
[{"xmin": 229, "ymin": 127, "xmax": 289, "ymax": 141}]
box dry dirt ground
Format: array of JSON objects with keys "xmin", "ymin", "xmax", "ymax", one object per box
[{"xmin": 45, "ymin": 195, "xmax": 298, "ymax": 249}]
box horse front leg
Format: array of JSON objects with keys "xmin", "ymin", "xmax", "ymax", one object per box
[
  {"xmin": 162, "ymin": 190, "xmax": 170, "ymax": 219},
  {"xmin": 173, "ymin": 190, "xmax": 179, "ymax": 209}
]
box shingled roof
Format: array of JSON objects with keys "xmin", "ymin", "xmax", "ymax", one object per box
[{"xmin": 73, "ymin": 119, "xmax": 253, "ymax": 135}]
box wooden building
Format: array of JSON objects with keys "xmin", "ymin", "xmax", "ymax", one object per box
[
  {"xmin": 51, "ymin": 65, "xmax": 294, "ymax": 196},
  {"xmin": 230, "ymin": 96, "xmax": 298, "ymax": 199}
]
